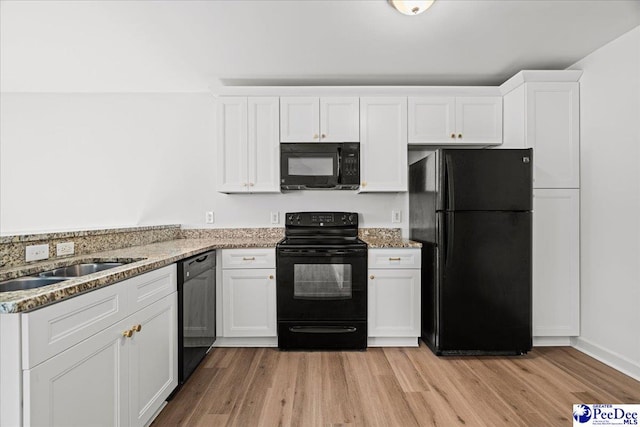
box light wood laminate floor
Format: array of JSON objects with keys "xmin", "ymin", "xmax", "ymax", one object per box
[{"xmin": 152, "ymin": 343, "xmax": 640, "ymax": 426}]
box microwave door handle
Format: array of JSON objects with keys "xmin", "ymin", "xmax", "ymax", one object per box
[{"xmin": 336, "ymin": 147, "xmax": 342, "ymax": 181}]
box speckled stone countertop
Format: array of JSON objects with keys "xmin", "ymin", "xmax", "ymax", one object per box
[
  {"xmin": 0, "ymin": 236, "xmax": 281, "ymax": 314},
  {"xmin": 358, "ymin": 228, "xmax": 422, "ymax": 249},
  {"xmin": 360, "ymin": 236, "xmax": 422, "ymax": 249},
  {"xmin": 0, "ymin": 227, "xmax": 420, "ymax": 314}
]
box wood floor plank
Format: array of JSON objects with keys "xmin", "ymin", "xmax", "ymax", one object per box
[
  {"xmin": 150, "ymin": 366, "xmax": 221, "ymax": 426},
  {"xmin": 227, "ymin": 348, "xmax": 279, "ymax": 427},
  {"xmin": 320, "ymin": 352, "xmax": 356, "ymax": 425},
  {"xmin": 383, "ymin": 347, "xmax": 429, "ymax": 393},
  {"xmin": 539, "ymin": 347, "xmax": 640, "ymax": 402},
  {"xmin": 152, "ymin": 343, "xmax": 640, "ymax": 427},
  {"xmin": 343, "ymin": 351, "xmax": 392, "ymax": 427},
  {"xmin": 257, "ymin": 352, "xmax": 299, "ymax": 427},
  {"xmin": 404, "ymin": 348, "xmax": 485, "ymax": 426}
]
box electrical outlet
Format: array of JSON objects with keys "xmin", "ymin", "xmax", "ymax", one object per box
[
  {"xmin": 205, "ymin": 211, "xmax": 215, "ymax": 224},
  {"xmin": 26, "ymin": 244, "xmax": 49, "ymax": 262},
  {"xmin": 56, "ymin": 242, "xmax": 75, "ymax": 257},
  {"xmin": 270, "ymin": 212, "xmax": 280, "ymax": 224},
  {"xmin": 392, "ymin": 210, "xmax": 402, "ymax": 223}
]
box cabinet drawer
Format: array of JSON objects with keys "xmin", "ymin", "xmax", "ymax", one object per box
[
  {"xmin": 221, "ymin": 248, "xmax": 276, "ymax": 269},
  {"xmin": 368, "ymin": 249, "xmax": 421, "ymax": 269},
  {"xmin": 127, "ymin": 264, "xmax": 176, "ymax": 313},
  {"xmin": 22, "ymin": 280, "xmax": 129, "ymax": 369}
]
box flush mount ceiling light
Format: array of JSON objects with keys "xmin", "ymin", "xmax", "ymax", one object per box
[{"xmin": 388, "ymin": 0, "xmax": 435, "ymax": 16}]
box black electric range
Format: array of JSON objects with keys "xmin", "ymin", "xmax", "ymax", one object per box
[{"xmin": 276, "ymin": 212, "xmax": 368, "ymax": 350}]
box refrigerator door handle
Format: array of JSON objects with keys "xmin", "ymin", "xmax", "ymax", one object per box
[
  {"xmin": 438, "ymin": 214, "xmax": 446, "ymax": 265},
  {"xmin": 445, "ymin": 156, "xmax": 454, "ymax": 210},
  {"xmin": 445, "ymin": 213, "xmax": 454, "ymax": 267}
]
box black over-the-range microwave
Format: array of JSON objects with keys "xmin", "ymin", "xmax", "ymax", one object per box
[{"xmin": 280, "ymin": 142, "xmax": 360, "ymax": 190}]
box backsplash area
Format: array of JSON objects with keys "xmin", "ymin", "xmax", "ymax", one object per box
[
  {"xmin": 1, "ymin": 225, "xmax": 406, "ymax": 269},
  {"xmin": 0, "ymin": 225, "xmax": 181, "ymax": 269}
]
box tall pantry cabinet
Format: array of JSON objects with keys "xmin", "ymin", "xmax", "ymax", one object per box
[{"xmin": 500, "ymin": 70, "xmax": 582, "ymax": 344}]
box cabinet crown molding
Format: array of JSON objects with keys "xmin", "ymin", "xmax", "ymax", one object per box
[
  {"xmin": 213, "ymin": 86, "xmax": 502, "ymax": 97},
  {"xmin": 499, "ymin": 70, "xmax": 583, "ymax": 96}
]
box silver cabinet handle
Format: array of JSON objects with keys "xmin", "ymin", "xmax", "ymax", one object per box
[{"xmin": 242, "ymin": 257, "xmax": 256, "ymax": 261}]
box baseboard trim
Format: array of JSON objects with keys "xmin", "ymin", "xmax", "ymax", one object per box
[
  {"xmin": 367, "ymin": 337, "xmax": 419, "ymax": 347},
  {"xmin": 533, "ymin": 336, "xmax": 572, "ymax": 346},
  {"xmin": 213, "ymin": 337, "xmax": 278, "ymax": 347},
  {"xmin": 571, "ymin": 337, "xmax": 640, "ymax": 382}
]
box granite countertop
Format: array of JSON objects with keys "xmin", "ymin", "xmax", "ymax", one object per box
[
  {"xmin": 361, "ymin": 236, "xmax": 422, "ymax": 249},
  {"xmin": 0, "ymin": 232, "xmax": 421, "ymax": 314},
  {"xmin": 0, "ymin": 236, "xmax": 281, "ymax": 314}
]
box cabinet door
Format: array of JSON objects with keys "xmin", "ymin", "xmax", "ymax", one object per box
[
  {"xmin": 217, "ymin": 97, "xmax": 248, "ymax": 192},
  {"xmin": 455, "ymin": 97, "xmax": 503, "ymax": 144},
  {"xmin": 23, "ymin": 319, "xmax": 129, "ymax": 427},
  {"xmin": 222, "ymin": 269, "xmax": 276, "ymax": 337},
  {"xmin": 408, "ymin": 97, "xmax": 455, "ymax": 143},
  {"xmin": 526, "ymin": 83, "xmax": 580, "ymax": 188},
  {"xmin": 247, "ymin": 97, "xmax": 280, "ymax": 192},
  {"xmin": 320, "ymin": 97, "xmax": 359, "ymax": 142},
  {"xmin": 128, "ymin": 294, "xmax": 178, "ymax": 427},
  {"xmin": 359, "ymin": 97, "xmax": 408, "ymax": 192},
  {"xmin": 280, "ymin": 97, "xmax": 319, "ymax": 142},
  {"xmin": 533, "ymin": 189, "xmax": 580, "ymax": 336},
  {"xmin": 368, "ymin": 269, "xmax": 420, "ymax": 337}
]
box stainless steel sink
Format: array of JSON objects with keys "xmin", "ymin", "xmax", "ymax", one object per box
[
  {"xmin": 0, "ymin": 277, "xmax": 68, "ymax": 293},
  {"xmin": 38, "ymin": 262, "xmax": 126, "ymax": 278}
]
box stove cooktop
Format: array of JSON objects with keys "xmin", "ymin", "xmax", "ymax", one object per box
[{"xmin": 277, "ymin": 236, "xmax": 367, "ymax": 249}]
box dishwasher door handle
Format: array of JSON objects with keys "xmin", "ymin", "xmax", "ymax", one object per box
[{"xmin": 188, "ymin": 255, "xmax": 209, "ymax": 266}]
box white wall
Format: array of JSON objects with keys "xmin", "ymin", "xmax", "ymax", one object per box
[
  {"xmin": 0, "ymin": 93, "xmax": 408, "ymax": 235},
  {"xmin": 0, "ymin": 93, "xmax": 215, "ymax": 234},
  {"xmin": 569, "ymin": 26, "xmax": 640, "ymax": 379}
]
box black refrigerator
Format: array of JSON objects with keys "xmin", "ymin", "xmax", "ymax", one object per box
[{"xmin": 409, "ymin": 149, "xmax": 533, "ymax": 355}]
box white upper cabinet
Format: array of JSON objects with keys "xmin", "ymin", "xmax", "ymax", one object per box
[
  {"xmin": 408, "ymin": 97, "xmax": 455, "ymax": 142},
  {"xmin": 320, "ymin": 97, "xmax": 360, "ymax": 142},
  {"xmin": 280, "ymin": 97, "xmax": 319, "ymax": 142},
  {"xmin": 359, "ymin": 97, "xmax": 408, "ymax": 192},
  {"xmin": 217, "ymin": 97, "xmax": 247, "ymax": 192},
  {"xmin": 280, "ymin": 97, "xmax": 359, "ymax": 142},
  {"xmin": 217, "ymin": 96, "xmax": 280, "ymax": 193},
  {"xmin": 526, "ymin": 83, "xmax": 580, "ymax": 189},
  {"xmin": 408, "ymin": 96, "xmax": 502, "ymax": 145},
  {"xmin": 501, "ymin": 79, "xmax": 580, "ymax": 189}
]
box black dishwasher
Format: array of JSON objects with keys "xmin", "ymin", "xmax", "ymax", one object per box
[{"xmin": 177, "ymin": 250, "xmax": 216, "ymax": 384}]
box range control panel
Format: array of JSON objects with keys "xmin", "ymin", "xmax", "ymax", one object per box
[{"xmin": 285, "ymin": 212, "xmax": 358, "ymax": 227}]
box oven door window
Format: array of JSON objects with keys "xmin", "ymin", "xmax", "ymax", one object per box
[{"xmin": 294, "ymin": 264, "xmax": 352, "ymax": 300}]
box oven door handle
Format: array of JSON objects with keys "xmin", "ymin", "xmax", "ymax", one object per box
[
  {"xmin": 278, "ymin": 249, "xmax": 366, "ymax": 256},
  {"xmin": 289, "ymin": 326, "xmax": 358, "ymax": 334}
]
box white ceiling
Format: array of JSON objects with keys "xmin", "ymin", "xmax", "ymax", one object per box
[{"xmin": 1, "ymin": 0, "xmax": 639, "ymax": 92}]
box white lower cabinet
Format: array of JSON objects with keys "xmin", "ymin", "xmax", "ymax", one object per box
[
  {"xmin": 20, "ymin": 265, "xmax": 178, "ymax": 427},
  {"xmin": 128, "ymin": 295, "xmax": 177, "ymax": 426},
  {"xmin": 220, "ymin": 249, "xmax": 277, "ymax": 341},
  {"xmin": 24, "ymin": 320, "xmax": 128, "ymax": 427},
  {"xmin": 533, "ymin": 188, "xmax": 580, "ymax": 337},
  {"xmin": 222, "ymin": 269, "xmax": 276, "ymax": 337},
  {"xmin": 367, "ymin": 249, "xmax": 421, "ymax": 346}
]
